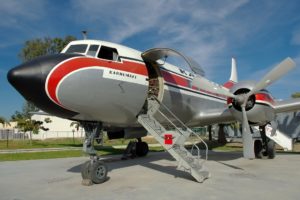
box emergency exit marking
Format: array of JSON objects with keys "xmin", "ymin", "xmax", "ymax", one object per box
[{"xmin": 164, "ymin": 134, "xmax": 173, "ymax": 145}]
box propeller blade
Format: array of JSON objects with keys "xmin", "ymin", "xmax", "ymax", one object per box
[
  {"xmin": 192, "ymin": 75, "xmax": 235, "ymax": 98},
  {"xmin": 248, "ymin": 57, "xmax": 296, "ymax": 96},
  {"xmin": 241, "ymin": 105, "xmax": 255, "ymax": 159}
]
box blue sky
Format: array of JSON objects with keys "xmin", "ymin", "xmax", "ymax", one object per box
[{"xmin": 1, "ymin": 0, "xmax": 300, "ymax": 119}]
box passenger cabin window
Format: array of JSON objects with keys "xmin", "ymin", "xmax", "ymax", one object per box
[
  {"xmin": 98, "ymin": 46, "xmax": 118, "ymax": 61},
  {"xmin": 65, "ymin": 44, "xmax": 88, "ymax": 54},
  {"xmin": 86, "ymin": 45, "xmax": 99, "ymax": 57}
]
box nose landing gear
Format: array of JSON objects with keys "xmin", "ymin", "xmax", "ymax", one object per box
[{"xmin": 81, "ymin": 122, "xmax": 108, "ymax": 186}]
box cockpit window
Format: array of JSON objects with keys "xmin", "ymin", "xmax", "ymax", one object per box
[
  {"xmin": 65, "ymin": 44, "xmax": 88, "ymax": 54},
  {"xmin": 86, "ymin": 45, "xmax": 99, "ymax": 57},
  {"xmin": 98, "ymin": 46, "xmax": 118, "ymax": 61}
]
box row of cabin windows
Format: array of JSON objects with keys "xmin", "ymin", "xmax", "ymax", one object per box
[{"xmin": 65, "ymin": 44, "xmax": 119, "ymax": 61}]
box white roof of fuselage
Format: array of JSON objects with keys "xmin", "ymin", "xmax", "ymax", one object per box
[
  {"xmin": 61, "ymin": 39, "xmax": 143, "ymax": 60},
  {"xmin": 61, "ymin": 39, "xmax": 201, "ymax": 78}
]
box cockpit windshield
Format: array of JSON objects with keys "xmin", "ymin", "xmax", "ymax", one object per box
[
  {"xmin": 65, "ymin": 44, "xmax": 88, "ymax": 54},
  {"xmin": 63, "ymin": 43, "xmax": 118, "ymax": 61}
]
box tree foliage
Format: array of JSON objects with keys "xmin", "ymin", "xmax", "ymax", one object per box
[
  {"xmin": 19, "ymin": 35, "xmax": 76, "ymax": 62},
  {"xmin": 0, "ymin": 116, "xmax": 10, "ymax": 127},
  {"xmin": 291, "ymin": 92, "xmax": 300, "ymax": 98},
  {"xmin": 11, "ymin": 101, "xmax": 39, "ymax": 121}
]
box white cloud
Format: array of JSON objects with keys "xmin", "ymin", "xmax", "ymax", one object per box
[
  {"xmin": 0, "ymin": 0, "xmax": 46, "ymax": 27},
  {"xmin": 0, "ymin": 0, "xmax": 51, "ymax": 50},
  {"xmin": 70, "ymin": 0, "xmax": 251, "ymax": 78},
  {"xmin": 69, "ymin": 0, "xmax": 297, "ymax": 89}
]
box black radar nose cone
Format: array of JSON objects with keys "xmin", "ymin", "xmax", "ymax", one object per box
[{"xmin": 7, "ymin": 61, "xmax": 42, "ymax": 102}]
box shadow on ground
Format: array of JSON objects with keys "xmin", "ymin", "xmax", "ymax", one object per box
[{"xmin": 68, "ymin": 150, "xmax": 243, "ymax": 181}]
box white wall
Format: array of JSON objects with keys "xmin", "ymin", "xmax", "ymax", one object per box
[
  {"xmin": 31, "ymin": 112, "xmax": 84, "ymax": 140},
  {"xmin": 0, "ymin": 121, "xmax": 17, "ymax": 129}
]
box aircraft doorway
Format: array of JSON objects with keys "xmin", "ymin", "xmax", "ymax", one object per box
[{"xmin": 145, "ymin": 62, "xmax": 164, "ymax": 101}]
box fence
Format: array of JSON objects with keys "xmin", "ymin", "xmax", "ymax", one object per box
[
  {"xmin": 0, "ymin": 129, "xmax": 84, "ymax": 140},
  {"xmin": 0, "ymin": 129, "xmax": 28, "ymax": 140}
]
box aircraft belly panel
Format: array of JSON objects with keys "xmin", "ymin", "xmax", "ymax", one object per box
[{"xmin": 56, "ymin": 68, "xmax": 148, "ymax": 125}]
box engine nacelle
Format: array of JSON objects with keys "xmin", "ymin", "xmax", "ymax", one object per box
[{"xmin": 227, "ymin": 81, "xmax": 275, "ymax": 126}]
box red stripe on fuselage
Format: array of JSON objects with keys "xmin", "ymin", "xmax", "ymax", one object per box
[
  {"xmin": 223, "ymin": 81, "xmax": 235, "ymax": 89},
  {"xmin": 46, "ymin": 57, "xmax": 148, "ymax": 105},
  {"xmin": 227, "ymin": 92, "xmax": 274, "ymax": 106},
  {"xmin": 161, "ymin": 69, "xmax": 227, "ymax": 100},
  {"xmin": 255, "ymin": 93, "xmax": 275, "ymax": 105},
  {"xmin": 161, "ymin": 70, "xmax": 190, "ymax": 87}
]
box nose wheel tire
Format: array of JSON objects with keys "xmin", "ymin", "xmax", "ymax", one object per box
[
  {"xmin": 91, "ymin": 161, "xmax": 108, "ymax": 184},
  {"xmin": 81, "ymin": 160, "xmax": 108, "ymax": 184},
  {"xmin": 81, "ymin": 161, "xmax": 92, "ymax": 179}
]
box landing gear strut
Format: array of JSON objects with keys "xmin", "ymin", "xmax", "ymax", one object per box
[
  {"xmin": 81, "ymin": 122, "xmax": 108, "ymax": 186},
  {"xmin": 255, "ymin": 125, "xmax": 276, "ymax": 159}
]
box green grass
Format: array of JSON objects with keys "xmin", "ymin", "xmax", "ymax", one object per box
[
  {"xmin": 0, "ymin": 150, "xmax": 84, "ymax": 161},
  {"xmin": 0, "ymin": 138, "xmax": 83, "ymax": 149},
  {"xmin": 0, "ymin": 144, "xmax": 164, "ymax": 161},
  {"xmin": 0, "ymin": 136, "xmax": 164, "ymax": 150},
  {"xmin": 0, "ymin": 146, "xmax": 125, "ymax": 161},
  {"xmin": 0, "ymin": 137, "xmax": 159, "ymax": 150},
  {"xmin": 212, "ymin": 145, "xmax": 243, "ymax": 151}
]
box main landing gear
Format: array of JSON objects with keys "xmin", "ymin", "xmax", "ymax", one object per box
[
  {"xmin": 254, "ymin": 125, "xmax": 276, "ymax": 159},
  {"xmin": 122, "ymin": 138, "xmax": 149, "ymax": 160},
  {"xmin": 81, "ymin": 122, "xmax": 108, "ymax": 186}
]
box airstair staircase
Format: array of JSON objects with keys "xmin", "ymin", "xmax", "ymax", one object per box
[{"xmin": 137, "ymin": 96, "xmax": 210, "ymax": 182}]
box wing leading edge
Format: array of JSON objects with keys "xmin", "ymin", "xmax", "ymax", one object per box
[{"xmin": 274, "ymin": 98, "xmax": 300, "ymax": 113}]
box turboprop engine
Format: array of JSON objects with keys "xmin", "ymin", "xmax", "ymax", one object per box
[
  {"xmin": 227, "ymin": 81, "xmax": 275, "ymax": 126},
  {"xmin": 192, "ymin": 57, "xmax": 296, "ymax": 158}
]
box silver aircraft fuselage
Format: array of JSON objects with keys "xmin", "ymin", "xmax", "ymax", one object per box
[{"xmin": 8, "ymin": 40, "xmax": 275, "ymax": 129}]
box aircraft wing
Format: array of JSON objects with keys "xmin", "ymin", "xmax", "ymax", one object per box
[
  {"xmin": 188, "ymin": 98, "xmax": 300, "ymax": 127},
  {"xmin": 142, "ymin": 48, "xmax": 205, "ymax": 76},
  {"xmin": 274, "ymin": 99, "xmax": 300, "ymax": 113}
]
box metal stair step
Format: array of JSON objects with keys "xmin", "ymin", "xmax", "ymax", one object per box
[{"xmin": 137, "ymin": 97, "xmax": 209, "ymax": 183}]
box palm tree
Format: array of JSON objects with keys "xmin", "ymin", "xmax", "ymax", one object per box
[{"xmin": 70, "ymin": 121, "xmax": 82, "ymax": 142}]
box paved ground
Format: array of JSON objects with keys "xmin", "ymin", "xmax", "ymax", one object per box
[
  {"xmin": 0, "ymin": 144, "xmax": 162, "ymax": 154},
  {"xmin": 0, "ymin": 147, "xmax": 82, "ymax": 154},
  {"xmin": 0, "ymin": 151, "xmax": 299, "ymax": 200}
]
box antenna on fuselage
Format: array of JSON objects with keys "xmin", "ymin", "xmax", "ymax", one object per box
[{"xmin": 82, "ymin": 30, "xmax": 88, "ymax": 40}]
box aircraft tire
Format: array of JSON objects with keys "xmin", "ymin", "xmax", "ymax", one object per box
[
  {"xmin": 81, "ymin": 161, "xmax": 91, "ymax": 179},
  {"xmin": 91, "ymin": 161, "xmax": 108, "ymax": 184},
  {"xmin": 254, "ymin": 140, "xmax": 263, "ymax": 159},
  {"xmin": 136, "ymin": 142, "xmax": 149, "ymax": 157},
  {"xmin": 267, "ymin": 140, "xmax": 276, "ymax": 159}
]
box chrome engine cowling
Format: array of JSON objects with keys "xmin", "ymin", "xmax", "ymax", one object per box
[{"xmin": 227, "ymin": 81, "xmax": 275, "ymax": 126}]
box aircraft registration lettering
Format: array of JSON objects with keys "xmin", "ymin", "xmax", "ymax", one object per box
[
  {"xmin": 109, "ymin": 70, "xmax": 137, "ymax": 79},
  {"xmin": 103, "ymin": 69, "xmax": 148, "ymax": 85}
]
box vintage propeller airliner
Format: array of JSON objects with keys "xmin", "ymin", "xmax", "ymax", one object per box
[{"xmin": 7, "ymin": 39, "xmax": 300, "ymax": 185}]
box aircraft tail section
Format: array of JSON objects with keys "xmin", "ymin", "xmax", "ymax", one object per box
[
  {"xmin": 230, "ymin": 57, "xmax": 238, "ymax": 83},
  {"xmin": 223, "ymin": 57, "xmax": 238, "ymax": 89}
]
